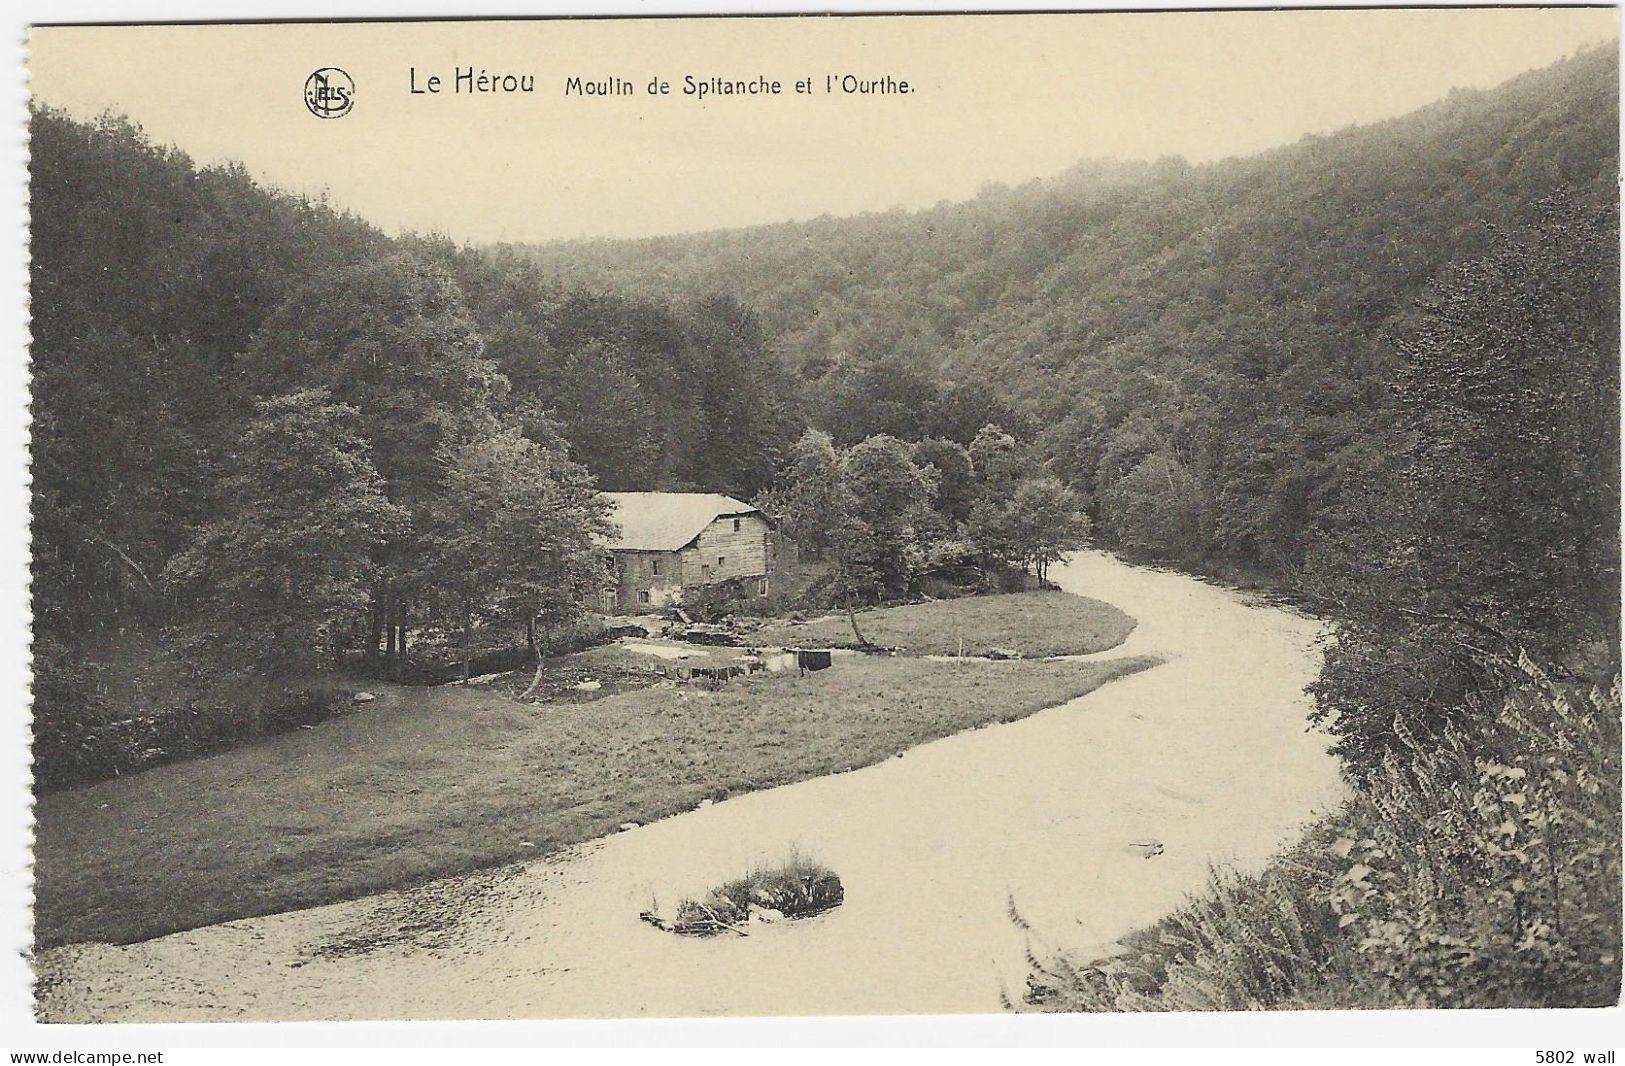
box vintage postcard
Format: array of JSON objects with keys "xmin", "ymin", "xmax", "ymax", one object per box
[{"xmin": 18, "ymin": 5, "xmax": 1622, "ymax": 1040}]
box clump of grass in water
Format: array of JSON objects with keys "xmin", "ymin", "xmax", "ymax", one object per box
[{"xmin": 642, "ymin": 848, "xmax": 844, "ymax": 937}]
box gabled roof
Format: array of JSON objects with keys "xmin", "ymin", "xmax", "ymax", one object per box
[{"xmin": 599, "ymin": 492, "xmax": 761, "ymax": 552}]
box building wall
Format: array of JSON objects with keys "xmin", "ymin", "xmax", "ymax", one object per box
[
  {"xmin": 604, "ymin": 513, "xmax": 776, "ymax": 614},
  {"xmin": 677, "ymin": 513, "xmax": 772, "ymax": 586},
  {"xmin": 605, "ymin": 550, "xmax": 685, "ymax": 612}
]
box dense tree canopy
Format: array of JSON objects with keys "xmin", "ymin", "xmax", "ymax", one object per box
[
  {"xmin": 518, "ymin": 48, "xmax": 1619, "ymax": 780},
  {"xmin": 521, "ymin": 47, "xmax": 1618, "ymax": 581},
  {"xmin": 161, "ymin": 390, "xmax": 406, "ymax": 678},
  {"xmin": 417, "ymin": 427, "xmax": 612, "ymax": 681},
  {"xmin": 28, "ymin": 47, "xmax": 1619, "ymax": 789},
  {"xmin": 1305, "ymin": 199, "xmax": 1621, "ymax": 773},
  {"xmin": 27, "ymin": 106, "xmax": 799, "ymax": 782}
]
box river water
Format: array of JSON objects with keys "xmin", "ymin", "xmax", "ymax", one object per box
[{"xmin": 36, "ymin": 551, "xmax": 1347, "ymax": 1022}]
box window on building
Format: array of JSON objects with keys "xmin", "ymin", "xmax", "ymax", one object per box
[
  {"xmin": 757, "ymin": 577, "xmax": 769, "ymax": 596},
  {"xmin": 651, "ymin": 559, "xmax": 662, "ymax": 576},
  {"xmin": 733, "ymin": 518, "xmax": 741, "ymax": 532},
  {"xmin": 718, "ymin": 555, "xmax": 726, "ymax": 567},
  {"xmin": 637, "ymin": 590, "xmax": 651, "ymax": 605},
  {"xmin": 702, "ymin": 564, "xmax": 712, "ymax": 578}
]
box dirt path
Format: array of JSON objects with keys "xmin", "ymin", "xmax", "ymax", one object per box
[{"xmin": 35, "ymin": 552, "xmax": 1347, "ymax": 1022}]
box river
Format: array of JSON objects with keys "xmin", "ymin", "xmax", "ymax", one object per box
[{"xmin": 36, "ymin": 551, "xmax": 1347, "ymax": 1022}]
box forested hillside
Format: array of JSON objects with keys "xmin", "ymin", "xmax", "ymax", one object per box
[
  {"xmin": 28, "ymin": 109, "xmax": 804, "ymax": 786},
  {"xmin": 27, "ymin": 38, "xmax": 1621, "ymax": 1010},
  {"xmin": 521, "ymin": 49, "xmax": 1620, "ymax": 1008},
  {"xmin": 520, "ymin": 47, "xmax": 1617, "ymax": 570},
  {"xmin": 31, "ymin": 48, "xmax": 1619, "ymax": 802}
]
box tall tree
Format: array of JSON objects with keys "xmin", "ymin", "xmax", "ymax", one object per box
[
  {"xmin": 1307, "ymin": 200, "xmax": 1621, "ymax": 774},
  {"xmin": 242, "ymin": 252, "xmax": 506, "ymax": 665},
  {"xmin": 416, "ymin": 427, "xmax": 611, "ymax": 684},
  {"xmin": 841, "ymin": 435, "xmax": 940, "ymax": 598},
  {"xmin": 160, "ymin": 390, "xmax": 405, "ymax": 679},
  {"xmin": 969, "ymin": 475, "xmax": 1092, "ymax": 582},
  {"xmin": 757, "ymin": 428, "xmax": 847, "ymax": 559},
  {"xmin": 685, "ymin": 294, "xmax": 797, "ymax": 497},
  {"xmin": 243, "ymin": 252, "xmax": 504, "ymax": 509},
  {"xmin": 913, "ymin": 437, "xmax": 977, "ymax": 526},
  {"xmin": 969, "ymin": 423, "xmax": 1026, "ymax": 493}
]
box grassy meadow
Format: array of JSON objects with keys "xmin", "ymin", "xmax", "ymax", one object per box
[
  {"xmin": 35, "ymin": 650, "xmax": 1155, "ymax": 949},
  {"xmin": 753, "ymin": 590, "xmax": 1135, "ymax": 658}
]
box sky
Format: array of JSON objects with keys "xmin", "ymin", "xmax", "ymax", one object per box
[{"xmin": 27, "ymin": 10, "xmax": 1620, "ymax": 243}]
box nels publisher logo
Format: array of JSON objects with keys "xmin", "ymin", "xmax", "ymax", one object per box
[{"xmin": 304, "ymin": 67, "xmax": 355, "ymax": 119}]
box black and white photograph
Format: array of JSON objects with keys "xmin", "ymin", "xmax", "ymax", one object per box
[{"xmin": 11, "ymin": 3, "xmax": 1623, "ymax": 1048}]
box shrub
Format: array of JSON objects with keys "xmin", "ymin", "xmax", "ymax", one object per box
[
  {"xmin": 1021, "ymin": 826, "xmax": 1351, "ymax": 1011},
  {"xmin": 677, "ymin": 578, "xmax": 758, "ymax": 624},
  {"xmin": 32, "ymin": 639, "xmax": 133, "ymax": 790},
  {"xmin": 1328, "ymin": 655, "xmax": 1621, "ymax": 1008},
  {"xmin": 32, "ymin": 632, "xmax": 352, "ymax": 791}
]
